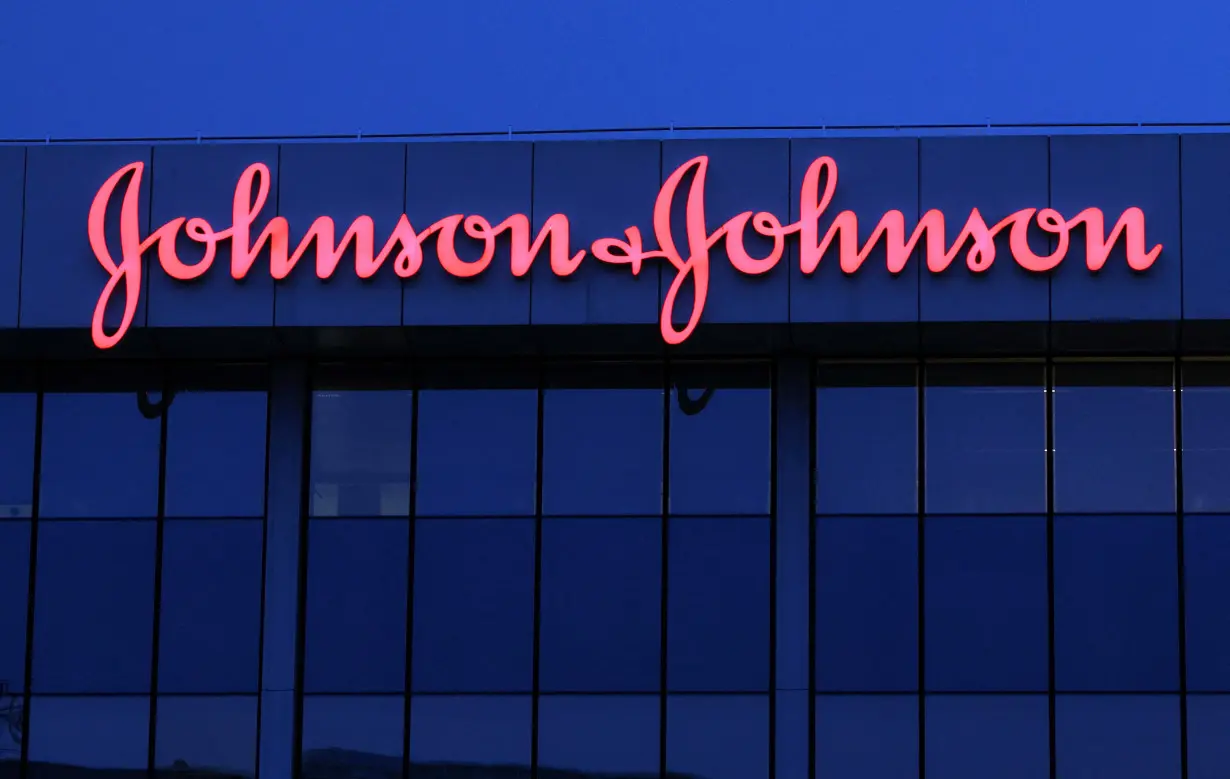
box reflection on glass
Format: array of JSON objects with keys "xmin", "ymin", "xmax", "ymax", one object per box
[
  {"xmin": 0, "ymin": 394, "xmax": 35, "ymax": 518},
  {"xmin": 301, "ymin": 696, "xmax": 403, "ymax": 779},
  {"xmin": 815, "ymin": 695, "xmax": 917, "ymax": 779},
  {"xmin": 409, "ymin": 695, "xmax": 530, "ymax": 771},
  {"xmin": 416, "ymin": 390, "xmax": 538, "ymax": 516},
  {"xmin": 1055, "ymin": 695, "xmax": 1180, "ymax": 779},
  {"xmin": 33, "ymin": 521, "xmax": 156, "ymax": 693},
  {"xmin": 1053, "ymin": 363, "xmax": 1175, "ymax": 513},
  {"xmin": 667, "ymin": 518, "xmax": 770, "ymax": 692},
  {"xmin": 411, "ymin": 519, "xmax": 534, "ymax": 693},
  {"xmin": 540, "ymin": 518, "xmax": 661, "ymax": 693},
  {"xmin": 154, "ymin": 696, "xmax": 257, "ymax": 776},
  {"xmin": 310, "ymin": 391, "xmax": 412, "ymax": 517},
  {"xmin": 1187, "ymin": 695, "xmax": 1230, "ymax": 779},
  {"xmin": 543, "ymin": 388, "xmax": 663, "ymax": 516},
  {"xmin": 27, "ymin": 696, "xmax": 149, "ymax": 776},
  {"xmin": 924, "ymin": 695, "xmax": 1048, "ymax": 779},
  {"xmin": 1182, "ymin": 363, "xmax": 1230, "ymax": 512},
  {"xmin": 40, "ymin": 393, "xmax": 161, "ymax": 518},
  {"xmin": 165, "ymin": 391, "xmax": 268, "ymax": 517},
  {"xmin": 159, "ymin": 520, "xmax": 263, "ymax": 693},
  {"xmin": 0, "ymin": 523, "xmax": 29, "ymax": 698},
  {"xmin": 667, "ymin": 695, "xmax": 769, "ymax": 779},
  {"xmin": 304, "ymin": 520, "xmax": 409, "ymax": 693},
  {"xmin": 537, "ymin": 695, "xmax": 658, "ymax": 776},
  {"xmin": 1184, "ymin": 517, "xmax": 1230, "ymax": 691}
]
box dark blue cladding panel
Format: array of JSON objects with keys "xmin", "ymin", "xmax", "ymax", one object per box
[
  {"xmin": 147, "ymin": 145, "xmax": 277, "ymax": 328},
  {"xmin": 0, "ymin": 148, "xmax": 23, "ymax": 328},
  {"xmin": 531, "ymin": 142, "xmax": 660, "ymax": 325},
  {"xmin": 404, "ymin": 142, "xmax": 532, "ymax": 326},
  {"xmin": 790, "ymin": 138, "xmax": 919, "ymax": 323},
  {"xmin": 1180, "ymin": 135, "xmax": 1230, "ymax": 320},
  {"xmin": 276, "ymin": 143, "xmax": 405, "ymax": 327},
  {"xmin": 21, "ymin": 145, "xmax": 151, "ymax": 331},
  {"xmin": 1049, "ymin": 135, "xmax": 1181, "ymax": 321},
  {"xmin": 919, "ymin": 137, "xmax": 1050, "ymax": 321},
  {"xmin": 660, "ymin": 140, "xmax": 789, "ymax": 326}
]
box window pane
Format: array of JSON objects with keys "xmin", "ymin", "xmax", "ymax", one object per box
[
  {"xmin": 924, "ymin": 364, "xmax": 1045, "ymax": 513},
  {"xmin": 416, "ymin": 389, "xmax": 538, "ymax": 516},
  {"xmin": 669, "ymin": 364, "xmax": 771, "ymax": 515},
  {"xmin": 305, "ymin": 520, "xmax": 409, "ymax": 693},
  {"xmin": 668, "ymin": 518, "xmax": 769, "ymax": 692},
  {"xmin": 154, "ymin": 696, "xmax": 257, "ymax": 775},
  {"xmin": 924, "ymin": 695, "xmax": 1049, "ymax": 779},
  {"xmin": 540, "ymin": 518, "xmax": 661, "ymax": 692},
  {"xmin": 40, "ymin": 393, "xmax": 161, "ymax": 518},
  {"xmin": 32, "ymin": 521, "xmax": 155, "ymax": 693},
  {"xmin": 1055, "ymin": 695, "xmax": 1180, "ymax": 779},
  {"xmin": 158, "ymin": 520, "xmax": 263, "ymax": 693},
  {"xmin": 0, "ymin": 523, "xmax": 29, "ymax": 694},
  {"xmin": 1054, "ymin": 363, "xmax": 1175, "ymax": 513},
  {"xmin": 543, "ymin": 382, "xmax": 662, "ymax": 516},
  {"xmin": 1182, "ymin": 363, "xmax": 1230, "ymax": 512},
  {"xmin": 1184, "ymin": 516, "xmax": 1230, "ymax": 691},
  {"xmin": 0, "ymin": 394, "xmax": 35, "ymax": 518},
  {"xmin": 667, "ymin": 695, "xmax": 769, "ymax": 779},
  {"xmin": 815, "ymin": 517, "xmax": 918, "ymax": 691},
  {"xmin": 301, "ymin": 696, "xmax": 403, "ymax": 779},
  {"xmin": 1054, "ymin": 515, "xmax": 1179, "ymax": 691},
  {"xmin": 816, "ymin": 364, "xmax": 917, "ymax": 514},
  {"xmin": 815, "ymin": 694, "xmax": 918, "ymax": 779},
  {"xmin": 1187, "ymin": 695, "xmax": 1230, "ymax": 779},
  {"xmin": 165, "ymin": 391, "xmax": 267, "ymax": 517},
  {"xmin": 411, "ymin": 519, "xmax": 535, "ymax": 692},
  {"xmin": 537, "ymin": 695, "xmax": 658, "ymax": 776},
  {"xmin": 27, "ymin": 697, "xmax": 149, "ymax": 775},
  {"xmin": 310, "ymin": 390, "xmax": 412, "ymax": 517},
  {"xmin": 924, "ymin": 516, "xmax": 1048, "ymax": 691},
  {"xmin": 408, "ymin": 695, "xmax": 530, "ymax": 772}
]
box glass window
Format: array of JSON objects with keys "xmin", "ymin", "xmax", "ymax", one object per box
[
  {"xmin": 26, "ymin": 697, "xmax": 149, "ymax": 776},
  {"xmin": 1187, "ymin": 695, "xmax": 1230, "ymax": 779},
  {"xmin": 924, "ymin": 695, "xmax": 1049, "ymax": 779},
  {"xmin": 815, "ymin": 517, "xmax": 918, "ymax": 691},
  {"xmin": 304, "ymin": 520, "xmax": 409, "ymax": 693},
  {"xmin": 32, "ymin": 521, "xmax": 155, "ymax": 693},
  {"xmin": 815, "ymin": 694, "xmax": 918, "ymax": 779},
  {"xmin": 667, "ymin": 695, "xmax": 769, "ymax": 779},
  {"xmin": 408, "ymin": 695, "xmax": 530, "ymax": 771},
  {"xmin": 539, "ymin": 518, "xmax": 661, "ymax": 693},
  {"xmin": 669, "ymin": 364, "xmax": 771, "ymax": 515},
  {"xmin": 411, "ymin": 518, "xmax": 535, "ymax": 693},
  {"xmin": 154, "ymin": 696, "xmax": 257, "ymax": 775},
  {"xmin": 667, "ymin": 518, "xmax": 770, "ymax": 692},
  {"xmin": 924, "ymin": 363, "xmax": 1045, "ymax": 514},
  {"xmin": 816, "ymin": 364, "xmax": 917, "ymax": 514},
  {"xmin": 310, "ymin": 390, "xmax": 413, "ymax": 517},
  {"xmin": 416, "ymin": 389, "xmax": 538, "ymax": 516},
  {"xmin": 924, "ymin": 516, "xmax": 1048, "ymax": 691},
  {"xmin": 0, "ymin": 394, "xmax": 35, "ymax": 518},
  {"xmin": 543, "ymin": 366, "xmax": 663, "ymax": 516},
  {"xmin": 0, "ymin": 523, "xmax": 29, "ymax": 695},
  {"xmin": 1182, "ymin": 362, "xmax": 1230, "ymax": 512},
  {"xmin": 158, "ymin": 520, "xmax": 264, "ymax": 693},
  {"xmin": 1055, "ymin": 695, "xmax": 1180, "ymax": 779},
  {"xmin": 301, "ymin": 696, "xmax": 403, "ymax": 779},
  {"xmin": 1054, "ymin": 362, "xmax": 1175, "ymax": 513},
  {"xmin": 1184, "ymin": 516, "xmax": 1230, "ymax": 691},
  {"xmin": 40, "ymin": 393, "xmax": 161, "ymax": 518},
  {"xmin": 1054, "ymin": 515, "xmax": 1179, "ymax": 691},
  {"xmin": 537, "ymin": 695, "xmax": 659, "ymax": 776},
  {"xmin": 165, "ymin": 391, "xmax": 268, "ymax": 517}
]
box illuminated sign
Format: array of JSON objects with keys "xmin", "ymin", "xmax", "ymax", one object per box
[{"xmin": 87, "ymin": 155, "xmax": 1162, "ymax": 349}]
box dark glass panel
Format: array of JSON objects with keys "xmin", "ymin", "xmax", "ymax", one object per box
[
  {"xmin": 537, "ymin": 695, "xmax": 659, "ymax": 776},
  {"xmin": 26, "ymin": 697, "xmax": 149, "ymax": 776},
  {"xmin": 154, "ymin": 696, "xmax": 257, "ymax": 776},
  {"xmin": 924, "ymin": 695, "xmax": 1049, "ymax": 779},
  {"xmin": 1183, "ymin": 516, "xmax": 1230, "ymax": 691},
  {"xmin": 814, "ymin": 694, "xmax": 918, "ymax": 778},
  {"xmin": 310, "ymin": 390, "xmax": 412, "ymax": 517},
  {"xmin": 0, "ymin": 394, "xmax": 35, "ymax": 518},
  {"xmin": 1182, "ymin": 363, "xmax": 1230, "ymax": 512},
  {"xmin": 1055, "ymin": 695, "xmax": 1180, "ymax": 779},
  {"xmin": 666, "ymin": 695, "xmax": 769, "ymax": 779},
  {"xmin": 1187, "ymin": 695, "xmax": 1230, "ymax": 779},
  {"xmin": 408, "ymin": 695, "xmax": 531, "ymax": 774},
  {"xmin": 165, "ymin": 391, "xmax": 268, "ymax": 517},
  {"xmin": 0, "ymin": 523, "xmax": 29, "ymax": 694},
  {"xmin": 301, "ymin": 696, "xmax": 404, "ymax": 779}
]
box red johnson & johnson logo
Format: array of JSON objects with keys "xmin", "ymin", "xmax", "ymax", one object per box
[{"xmin": 86, "ymin": 155, "xmax": 1162, "ymax": 350}]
